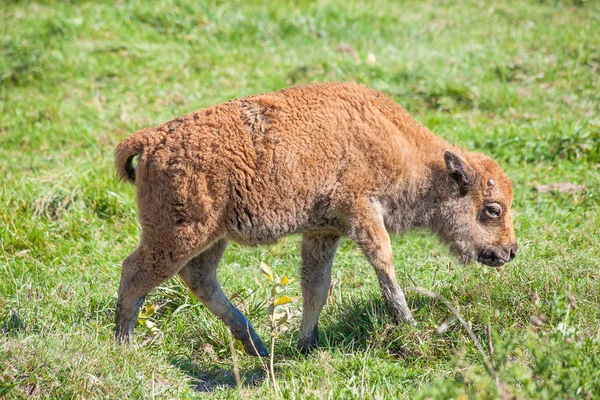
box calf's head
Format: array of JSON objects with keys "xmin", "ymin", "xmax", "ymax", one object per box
[{"xmin": 435, "ymin": 151, "xmax": 517, "ymax": 268}]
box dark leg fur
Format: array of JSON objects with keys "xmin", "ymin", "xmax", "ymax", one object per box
[{"xmin": 178, "ymin": 239, "xmax": 269, "ymax": 357}]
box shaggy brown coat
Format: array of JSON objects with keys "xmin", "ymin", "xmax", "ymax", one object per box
[{"xmin": 114, "ymin": 82, "xmax": 517, "ymax": 355}]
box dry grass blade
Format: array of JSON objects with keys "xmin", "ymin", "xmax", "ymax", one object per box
[
  {"xmin": 227, "ymin": 328, "xmax": 242, "ymax": 390},
  {"xmin": 535, "ymin": 183, "xmax": 586, "ymax": 193},
  {"xmin": 406, "ymin": 286, "xmax": 499, "ymax": 383},
  {"xmin": 486, "ymin": 324, "xmax": 494, "ymax": 357}
]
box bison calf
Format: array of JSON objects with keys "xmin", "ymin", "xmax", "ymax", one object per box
[{"xmin": 114, "ymin": 82, "xmax": 517, "ymax": 355}]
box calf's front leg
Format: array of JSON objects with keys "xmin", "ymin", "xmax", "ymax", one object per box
[
  {"xmin": 348, "ymin": 201, "xmax": 415, "ymax": 325},
  {"xmin": 297, "ymin": 233, "xmax": 340, "ymax": 353}
]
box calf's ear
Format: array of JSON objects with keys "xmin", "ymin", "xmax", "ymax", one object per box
[{"xmin": 444, "ymin": 151, "xmax": 471, "ymax": 196}]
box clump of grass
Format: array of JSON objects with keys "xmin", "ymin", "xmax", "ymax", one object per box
[{"xmin": 418, "ymin": 287, "xmax": 600, "ymax": 399}]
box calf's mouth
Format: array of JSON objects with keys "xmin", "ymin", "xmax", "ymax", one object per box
[
  {"xmin": 477, "ymin": 244, "xmax": 517, "ymax": 268},
  {"xmin": 478, "ymin": 251, "xmax": 508, "ymax": 268}
]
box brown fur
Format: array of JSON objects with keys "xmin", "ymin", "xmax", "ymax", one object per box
[{"xmin": 114, "ymin": 82, "xmax": 517, "ymax": 355}]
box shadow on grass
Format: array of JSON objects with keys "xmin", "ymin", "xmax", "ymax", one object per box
[
  {"xmin": 170, "ymin": 355, "xmax": 265, "ymax": 393},
  {"xmin": 318, "ymin": 294, "xmax": 434, "ymax": 355},
  {"xmin": 170, "ymin": 294, "xmax": 436, "ymax": 393},
  {"xmin": 319, "ymin": 298, "xmax": 383, "ymax": 352}
]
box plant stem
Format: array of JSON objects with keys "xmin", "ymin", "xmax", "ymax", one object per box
[
  {"xmin": 227, "ymin": 327, "xmax": 242, "ymax": 390},
  {"xmin": 269, "ymin": 303, "xmax": 279, "ymax": 395}
]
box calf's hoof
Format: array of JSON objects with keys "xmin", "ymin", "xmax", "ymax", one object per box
[
  {"xmin": 114, "ymin": 327, "xmax": 132, "ymax": 344},
  {"xmin": 297, "ymin": 326, "xmax": 319, "ymax": 354},
  {"xmin": 388, "ymin": 304, "xmax": 415, "ymax": 326},
  {"xmin": 241, "ymin": 336, "xmax": 269, "ymax": 357}
]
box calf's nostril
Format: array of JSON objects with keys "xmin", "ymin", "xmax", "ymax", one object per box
[{"xmin": 509, "ymin": 247, "xmax": 516, "ymax": 261}]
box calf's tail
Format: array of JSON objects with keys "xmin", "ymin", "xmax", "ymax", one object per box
[{"xmin": 114, "ymin": 130, "xmax": 151, "ymax": 184}]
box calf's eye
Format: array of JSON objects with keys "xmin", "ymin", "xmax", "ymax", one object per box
[{"xmin": 484, "ymin": 204, "xmax": 502, "ymax": 218}]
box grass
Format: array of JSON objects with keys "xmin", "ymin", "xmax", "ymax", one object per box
[{"xmin": 1, "ymin": 0, "xmax": 599, "ymax": 398}]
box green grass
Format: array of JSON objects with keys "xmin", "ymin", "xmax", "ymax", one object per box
[{"xmin": 1, "ymin": 0, "xmax": 600, "ymax": 398}]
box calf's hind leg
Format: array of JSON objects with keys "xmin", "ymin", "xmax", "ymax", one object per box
[
  {"xmin": 298, "ymin": 233, "xmax": 340, "ymax": 353},
  {"xmin": 115, "ymin": 221, "xmax": 219, "ymax": 343},
  {"xmin": 115, "ymin": 245, "xmax": 188, "ymax": 342},
  {"xmin": 178, "ymin": 239, "xmax": 269, "ymax": 357}
]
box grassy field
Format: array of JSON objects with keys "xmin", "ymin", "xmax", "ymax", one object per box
[{"xmin": 1, "ymin": 0, "xmax": 599, "ymax": 398}]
